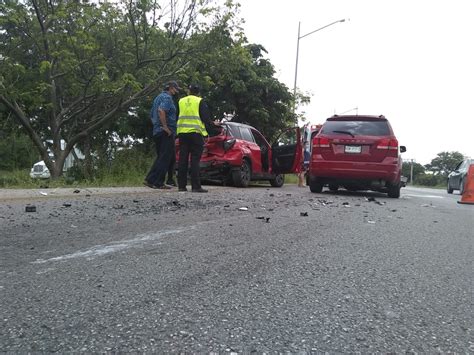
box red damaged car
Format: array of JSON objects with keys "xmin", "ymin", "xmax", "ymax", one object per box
[{"xmin": 176, "ymin": 122, "xmax": 302, "ymax": 187}]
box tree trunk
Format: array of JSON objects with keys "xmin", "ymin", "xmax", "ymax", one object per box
[{"xmin": 84, "ymin": 135, "xmax": 93, "ymax": 180}]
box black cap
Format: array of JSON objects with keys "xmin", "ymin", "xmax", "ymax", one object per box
[
  {"xmin": 164, "ymin": 80, "xmax": 181, "ymax": 91},
  {"xmin": 188, "ymin": 84, "xmax": 200, "ymax": 94}
]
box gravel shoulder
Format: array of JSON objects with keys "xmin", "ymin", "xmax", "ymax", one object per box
[{"xmin": 0, "ymin": 186, "xmax": 227, "ymax": 202}]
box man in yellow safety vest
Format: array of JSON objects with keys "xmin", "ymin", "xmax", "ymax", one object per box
[{"xmin": 177, "ymin": 84, "xmax": 219, "ymax": 192}]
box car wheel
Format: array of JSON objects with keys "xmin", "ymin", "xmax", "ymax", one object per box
[
  {"xmin": 447, "ymin": 179, "xmax": 453, "ymax": 194},
  {"xmin": 232, "ymin": 159, "xmax": 251, "ymax": 187},
  {"xmin": 328, "ymin": 184, "xmax": 339, "ymax": 192},
  {"xmin": 387, "ymin": 182, "xmax": 401, "ymax": 198},
  {"xmin": 270, "ymin": 174, "xmax": 285, "ymax": 187},
  {"xmin": 309, "ymin": 178, "xmax": 323, "ymax": 193}
]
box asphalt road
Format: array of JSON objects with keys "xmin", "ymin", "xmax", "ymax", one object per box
[{"xmin": 0, "ymin": 184, "xmax": 472, "ymax": 352}]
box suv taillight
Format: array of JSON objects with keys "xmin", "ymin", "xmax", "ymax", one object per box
[
  {"xmin": 312, "ymin": 137, "xmax": 330, "ymax": 149},
  {"xmin": 376, "ymin": 138, "xmax": 398, "ymax": 150}
]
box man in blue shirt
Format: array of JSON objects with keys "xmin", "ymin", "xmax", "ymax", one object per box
[{"xmin": 144, "ymin": 81, "xmax": 181, "ymax": 189}]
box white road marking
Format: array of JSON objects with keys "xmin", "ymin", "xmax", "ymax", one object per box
[
  {"xmin": 32, "ymin": 228, "xmax": 186, "ymax": 264},
  {"xmin": 403, "ymin": 194, "xmax": 444, "ymax": 199}
]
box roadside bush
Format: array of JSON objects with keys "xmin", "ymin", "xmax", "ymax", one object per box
[
  {"xmin": 415, "ymin": 173, "xmax": 445, "ymax": 187},
  {"xmin": 88, "ymin": 147, "xmax": 153, "ymax": 185},
  {"xmin": 0, "ymin": 175, "xmax": 18, "ymax": 187},
  {"xmin": 0, "ymin": 170, "xmax": 40, "ymax": 188},
  {"xmin": 65, "ymin": 165, "xmax": 86, "ymax": 182}
]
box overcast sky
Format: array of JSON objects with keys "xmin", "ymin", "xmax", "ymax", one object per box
[{"xmin": 237, "ymin": 0, "xmax": 474, "ymax": 165}]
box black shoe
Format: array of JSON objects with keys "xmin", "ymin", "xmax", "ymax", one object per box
[
  {"xmin": 166, "ymin": 180, "xmax": 177, "ymax": 187},
  {"xmin": 143, "ymin": 180, "xmax": 158, "ymax": 189},
  {"xmin": 156, "ymin": 184, "xmax": 172, "ymax": 190},
  {"xmin": 178, "ymin": 187, "xmax": 188, "ymax": 192},
  {"xmin": 191, "ymin": 188, "xmax": 208, "ymax": 193}
]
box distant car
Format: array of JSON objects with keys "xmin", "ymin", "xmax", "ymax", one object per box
[
  {"xmin": 308, "ymin": 114, "xmax": 406, "ymax": 198},
  {"xmin": 30, "ymin": 161, "xmax": 51, "ymax": 179},
  {"xmin": 176, "ymin": 122, "xmax": 302, "ymax": 187},
  {"xmin": 447, "ymin": 158, "xmax": 473, "ymax": 194}
]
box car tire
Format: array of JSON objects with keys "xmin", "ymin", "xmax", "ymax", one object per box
[
  {"xmin": 309, "ymin": 178, "xmax": 323, "ymax": 193},
  {"xmin": 270, "ymin": 174, "xmax": 285, "ymax": 187},
  {"xmin": 447, "ymin": 179, "xmax": 454, "ymax": 194},
  {"xmin": 387, "ymin": 182, "xmax": 401, "ymax": 198},
  {"xmin": 232, "ymin": 159, "xmax": 251, "ymax": 187},
  {"xmin": 328, "ymin": 184, "xmax": 339, "ymax": 192}
]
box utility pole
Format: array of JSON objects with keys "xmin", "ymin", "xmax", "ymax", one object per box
[{"xmin": 292, "ymin": 19, "xmax": 346, "ymax": 114}]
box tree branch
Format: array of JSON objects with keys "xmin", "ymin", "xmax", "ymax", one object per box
[{"xmin": 0, "ymin": 95, "xmax": 49, "ymax": 161}]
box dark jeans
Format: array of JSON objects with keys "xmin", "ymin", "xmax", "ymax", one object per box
[
  {"xmin": 178, "ymin": 133, "xmax": 204, "ymax": 190},
  {"xmin": 146, "ymin": 132, "xmax": 175, "ymax": 186},
  {"xmin": 166, "ymin": 151, "xmax": 176, "ymax": 183}
]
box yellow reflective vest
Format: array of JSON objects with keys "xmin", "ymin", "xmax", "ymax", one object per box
[{"xmin": 177, "ymin": 95, "xmax": 208, "ymax": 136}]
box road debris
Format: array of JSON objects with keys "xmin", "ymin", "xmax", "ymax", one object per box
[
  {"xmin": 238, "ymin": 207, "xmax": 248, "ymax": 211},
  {"xmin": 421, "ymin": 203, "xmax": 435, "ymax": 208},
  {"xmin": 365, "ymin": 197, "xmax": 385, "ymax": 205},
  {"xmin": 317, "ymin": 199, "xmax": 334, "ymax": 206},
  {"xmin": 300, "ymin": 212, "xmax": 308, "ymax": 217},
  {"xmin": 25, "ymin": 205, "xmax": 36, "ymax": 212}
]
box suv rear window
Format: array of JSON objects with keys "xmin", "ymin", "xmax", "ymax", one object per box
[{"xmin": 321, "ymin": 120, "xmax": 390, "ymax": 136}]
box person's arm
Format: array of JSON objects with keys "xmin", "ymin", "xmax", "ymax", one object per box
[
  {"xmin": 158, "ymin": 108, "xmax": 172, "ymax": 136},
  {"xmin": 199, "ymin": 100, "xmax": 212, "ymax": 125},
  {"xmin": 158, "ymin": 95, "xmax": 174, "ymax": 136}
]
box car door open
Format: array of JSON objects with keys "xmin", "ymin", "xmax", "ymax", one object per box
[{"xmin": 271, "ymin": 127, "xmax": 302, "ymax": 174}]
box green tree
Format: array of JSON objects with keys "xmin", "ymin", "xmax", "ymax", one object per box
[
  {"xmin": 0, "ymin": 104, "xmax": 38, "ymax": 170},
  {"xmin": 0, "ymin": 0, "xmax": 233, "ymax": 178},
  {"xmin": 425, "ymin": 151, "xmax": 465, "ymax": 177},
  {"xmin": 402, "ymin": 161, "xmax": 426, "ymax": 183},
  {"xmin": 181, "ymin": 27, "xmax": 298, "ymax": 141}
]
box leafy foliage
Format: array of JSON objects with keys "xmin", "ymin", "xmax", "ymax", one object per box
[
  {"xmin": 183, "ymin": 35, "xmax": 296, "ymax": 141},
  {"xmin": 402, "ymin": 161, "xmax": 426, "ymax": 183},
  {"xmin": 0, "ymin": 0, "xmax": 230, "ymax": 177},
  {"xmin": 424, "ymin": 151, "xmax": 465, "ymax": 177}
]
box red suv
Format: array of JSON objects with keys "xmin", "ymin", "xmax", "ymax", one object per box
[
  {"xmin": 176, "ymin": 122, "xmax": 302, "ymax": 187},
  {"xmin": 308, "ymin": 115, "xmax": 406, "ymax": 198}
]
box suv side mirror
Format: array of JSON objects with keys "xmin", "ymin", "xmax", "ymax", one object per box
[{"xmin": 400, "ymin": 146, "xmax": 407, "ymax": 153}]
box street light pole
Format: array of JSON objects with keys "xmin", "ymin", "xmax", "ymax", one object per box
[{"xmin": 293, "ymin": 19, "xmax": 346, "ymax": 114}]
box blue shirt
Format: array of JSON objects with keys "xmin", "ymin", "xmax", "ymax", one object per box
[{"xmin": 150, "ymin": 91, "xmax": 177, "ymax": 136}]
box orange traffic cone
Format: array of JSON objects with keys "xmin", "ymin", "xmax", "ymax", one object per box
[{"xmin": 458, "ymin": 164, "xmax": 474, "ymax": 205}]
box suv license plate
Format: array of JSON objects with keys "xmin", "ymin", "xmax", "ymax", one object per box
[{"xmin": 345, "ymin": 145, "xmax": 361, "ymax": 154}]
